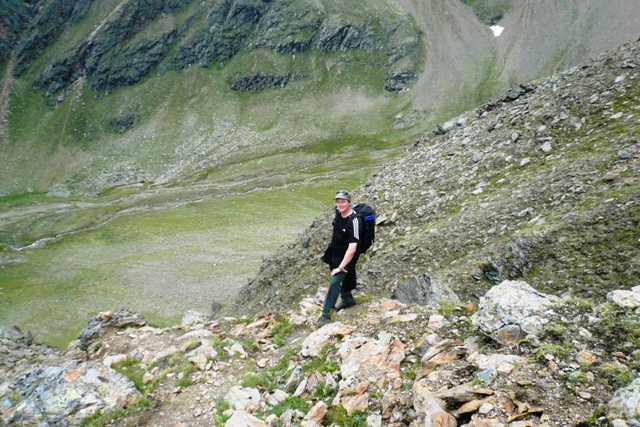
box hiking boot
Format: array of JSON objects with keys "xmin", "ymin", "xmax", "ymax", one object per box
[
  {"xmin": 317, "ymin": 315, "xmax": 332, "ymax": 328},
  {"xmin": 335, "ymin": 301, "xmax": 356, "ymax": 312}
]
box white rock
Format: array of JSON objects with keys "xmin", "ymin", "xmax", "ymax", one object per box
[
  {"xmin": 607, "ymin": 289, "xmax": 640, "ymax": 308},
  {"xmin": 225, "ymin": 386, "xmax": 261, "ymax": 412},
  {"xmin": 103, "ymin": 354, "xmax": 128, "ymax": 367},
  {"xmin": 177, "ymin": 329, "xmax": 213, "ymax": 341},
  {"xmin": 471, "ymin": 280, "xmax": 560, "ymax": 345},
  {"xmin": 225, "ymin": 410, "xmax": 268, "ymax": 427}
]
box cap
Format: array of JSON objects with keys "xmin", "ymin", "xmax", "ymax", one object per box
[{"xmin": 335, "ymin": 190, "xmax": 351, "ymax": 200}]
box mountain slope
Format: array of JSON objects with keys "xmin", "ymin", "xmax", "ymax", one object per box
[
  {"xmin": 1, "ymin": 0, "xmax": 639, "ymax": 197},
  {"xmin": 0, "ymin": 0, "xmax": 422, "ymax": 197},
  {"xmin": 230, "ymin": 38, "xmax": 640, "ymax": 317},
  {"xmin": 391, "ymin": 0, "xmax": 640, "ymax": 113}
]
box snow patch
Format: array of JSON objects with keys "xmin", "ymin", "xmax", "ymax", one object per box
[{"xmin": 490, "ymin": 25, "xmax": 504, "ymax": 37}]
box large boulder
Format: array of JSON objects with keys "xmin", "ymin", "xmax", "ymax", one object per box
[
  {"xmin": 392, "ymin": 273, "xmax": 460, "ymax": 306},
  {"xmin": 471, "ymin": 280, "xmax": 560, "ymax": 346},
  {"xmin": 607, "ymin": 285, "xmax": 640, "ymax": 308},
  {"xmin": 338, "ymin": 332, "xmax": 405, "ymax": 385},
  {"xmin": 608, "ymin": 378, "xmax": 640, "ymax": 420},
  {"xmin": 75, "ymin": 310, "xmax": 146, "ymax": 351},
  {"xmin": 1, "ymin": 360, "xmax": 141, "ymax": 426}
]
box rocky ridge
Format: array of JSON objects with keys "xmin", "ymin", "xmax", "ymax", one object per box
[
  {"xmin": 13, "ymin": 0, "xmax": 420, "ymax": 99},
  {"xmin": 229, "ymin": 38, "xmax": 640, "ymax": 318},
  {"xmin": 2, "ymin": 282, "xmax": 640, "ymax": 426}
]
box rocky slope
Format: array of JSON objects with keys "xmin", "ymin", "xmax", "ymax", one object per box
[
  {"xmin": 229, "ymin": 38, "xmax": 640, "ymax": 319},
  {"xmin": 2, "ymin": 281, "xmax": 640, "ymax": 426}
]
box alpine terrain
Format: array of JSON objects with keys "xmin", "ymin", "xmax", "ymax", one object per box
[{"xmin": 0, "ymin": 0, "xmax": 639, "ymax": 426}]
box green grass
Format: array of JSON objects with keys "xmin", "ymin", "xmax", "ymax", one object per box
[
  {"xmin": 271, "ymin": 396, "xmax": 310, "ymax": 417},
  {"xmin": 241, "ymin": 345, "xmax": 301, "ymax": 391},
  {"xmin": 461, "ymin": 0, "xmax": 513, "ymax": 24},
  {"xmin": 436, "ymin": 301, "xmax": 457, "ymax": 316},
  {"xmin": 81, "ymin": 397, "xmax": 151, "ymax": 427},
  {"xmin": 302, "ymin": 343, "xmax": 340, "ymax": 375},
  {"xmin": 112, "ymin": 358, "xmax": 149, "ymax": 391},
  {"xmin": 215, "ymin": 397, "xmax": 232, "ymax": 427},
  {"xmin": 325, "ymin": 406, "xmax": 368, "ymax": 427},
  {"xmin": 271, "ymin": 315, "xmax": 300, "ymax": 347},
  {"xmin": 598, "ymin": 362, "xmax": 634, "ymax": 388},
  {"xmin": 0, "ymin": 183, "xmax": 336, "ymax": 348},
  {"xmin": 535, "ymin": 341, "xmax": 575, "ymax": 361}
]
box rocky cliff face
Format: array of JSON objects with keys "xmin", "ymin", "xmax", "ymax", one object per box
[
  {"xmin": 0, "ymin": 1, "xmax": 37, "ymax": 66},
  {"xmin": 15, "ymin": 0, "xmax": 420, "ymax": 98}
]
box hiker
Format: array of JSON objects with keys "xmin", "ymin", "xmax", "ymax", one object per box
[{"xmin": 318, "ymin": 189, "xmax": 361, "ymax": 328}]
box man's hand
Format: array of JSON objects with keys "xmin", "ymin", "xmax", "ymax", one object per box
[{"xmin": 331, "ymin": 267, "xmax": 346, "ymax": 276}]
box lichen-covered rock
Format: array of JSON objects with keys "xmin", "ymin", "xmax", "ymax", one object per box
[
  {"xmin": 607, "ymin": 286, "xmax": 640, "ymax": 308},
  {"xmin": 1, "ymin": 360, "xmax": 141, "ymax": 426},
  {"xmin": 608, "ymin": 378, "xmax": 640, "ymax": 420},
  {"xmin": 471, "ymin": 280, "xmax": 559, "ymax": 345}
]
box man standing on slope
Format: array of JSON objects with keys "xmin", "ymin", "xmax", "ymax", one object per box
[{"xmin": 318, "ymin": 190, "xmax": 360, "ymax": 328}]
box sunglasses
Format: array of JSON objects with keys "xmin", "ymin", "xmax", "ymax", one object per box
[{"xmin": 335, "ymin": 190, "xmax": 352, "ymax": 200}]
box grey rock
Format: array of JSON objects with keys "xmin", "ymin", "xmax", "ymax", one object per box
[
  {"xmin": 225, "ymin": 386, "xmax": 261, "ymax": 412},
  {"xmin": 392, "ymin": 273, "xmax": 460, "ymax": 306},
  {"xmin": 231, "ymin": 72, "xmax": 305, "ymax": 93},
  {"xmin": 385, "ymin": 69, "xmax": 416, "ymax": 93},
  {"xmin": 607, "ymin": 286, "xmax": 640, "ymax": 308},
  {"xmin": 76, "ymin": 310, "xmax": 146, "ymax": 351},
  {"xmin": 284, "ymin": 366, "xmax": 303, "ymax": 393},
  {"xmin": 181, "ymin": 310, "xmax": 210, "ymax": 327},
  {"xmin": 483, "ymin": 236, "xmax": 545, "ymax": 284},
  {"xmin": 476, "ymin": 367, "xmax": 498, "ymax": 383},
  {"xmin": 609, "ymin": 377, "xmax": 640, "ymax": 420},
  {"xmin": 471, "ymin": 280, "xmax": 560, "ymax": 345},
  {"xmin": 225, "ymin": 410, "xmax": 269, "ymax": 427},
  {"xmin": 2, "ymin": 360, "xmax": 141, "ymax": 426},
  {"xmin": 111, "ymin": 115, "xmax": 138, "ymax": 133},
  {"xmin": 0, "ymin": 325, "xmax": 33, "ymax": 346}
]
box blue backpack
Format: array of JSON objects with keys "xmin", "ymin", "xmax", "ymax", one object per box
[{"xmin": 352, "ymin": 203, "xmax": 376, "ymax": 254}]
